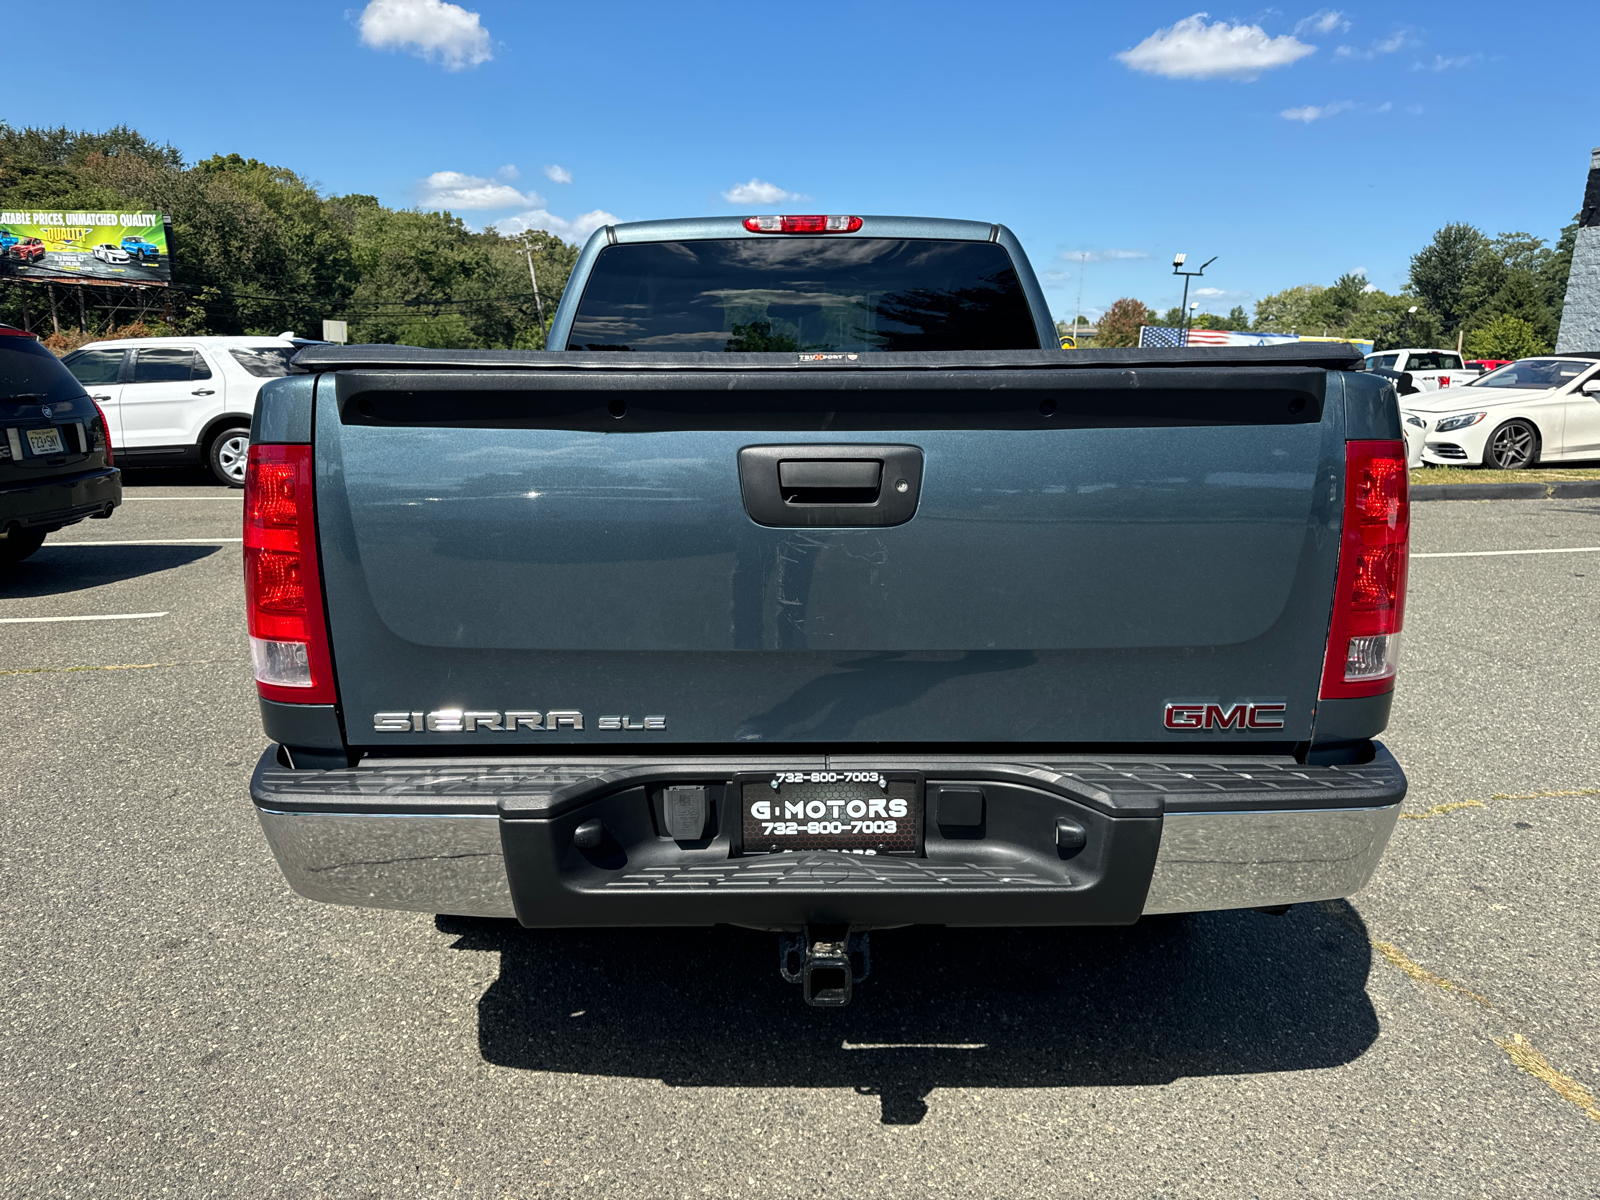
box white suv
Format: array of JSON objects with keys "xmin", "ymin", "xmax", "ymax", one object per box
[{"xmin": 61, "ymin": 335, "xmax": 308, "ymax": 486}]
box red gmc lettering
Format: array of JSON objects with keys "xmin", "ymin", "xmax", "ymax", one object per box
[
  {"xmin": 1247, "ymin": 703, "xmax": 1286, "ymax": 729},
  {"xmin": 1203, "ymin": 703, "xmax": 1248, "ymax": 729},
  {"xmin": 1165, "ymin": 702, "xmax": 1287, "ymax": 730},
  {"xmin": 1164, "ymin": 704, "xmax": 1205, "ymax": 729}
]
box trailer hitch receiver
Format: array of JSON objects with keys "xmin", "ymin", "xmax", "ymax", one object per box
[{"xmin": 779, "ymin": 926, "xmax": 871, "ymax": 1007}]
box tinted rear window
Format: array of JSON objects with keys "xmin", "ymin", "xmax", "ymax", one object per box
[
  {"xmin": 228, "ymin": 346, "xmax": 306, "ymax": 378},
  {"xmin": 132, "ymin": 348, "xmax": 207, "ymax": 383},
  {"xmin": 567, "ymin": 238, "xmax": 1040, "ymax": 352},
  {"xmin": 64, "ymin": 348, "xmax": 126, "ymax": 386},
  {"xmin": 0, "ymin": 335, "xmax": 90, "ymax": 403}
]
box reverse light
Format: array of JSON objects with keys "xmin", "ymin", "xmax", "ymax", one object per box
[
  {"xmin": 1321, "ymin": 441, "xmax": 1409, "ymax": 699},
  {"xmin": 743, "ymin": 215, "xmax": 863, "ymax": 234},
  {"xmin": 244, "ymin": 443, "xmax": 335, "ymax": 703},
  {"xmin": 1433, "ymin": 411, "xmax": 1486, "ymax": 433}
]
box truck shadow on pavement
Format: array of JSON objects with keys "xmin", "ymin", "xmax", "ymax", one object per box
[
  {"xmin": 0, "ymin": 544, "xmax": 220, "ymax": 599},
  {"xmin": 445, "ymin": 901, "xmax": 1379, "ymax": 1125}
]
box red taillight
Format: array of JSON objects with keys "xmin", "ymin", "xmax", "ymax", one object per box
[
  {"xmin": 90, "ymin": 400, "xmax": 113, "ymax": 466},
  {"xmin": 1320, "ymin": 440, "xmax": 1409, "ymax": 699},
  {"xmin": 244, "ymin": 444, "xmax": 335, "ymax": 704},
  {"xmin": 743, "ymin": 215, "xmax": 863, "ymax": 234}
]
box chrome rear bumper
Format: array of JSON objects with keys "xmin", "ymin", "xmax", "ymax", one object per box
[{"xmin": 252, "ymin": 746, "xmax": 1405, "ymax": 923}]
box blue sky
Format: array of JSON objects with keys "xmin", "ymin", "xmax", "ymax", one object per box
[{"xmin": 2, "ymin": 0, "xmax": 1591, "ymax": 321}]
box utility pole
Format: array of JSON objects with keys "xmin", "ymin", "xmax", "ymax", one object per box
[
  {"xmin": 1171, "ymin": 254, "xmax": 1216, "ymax": 346},
  {"xmin": 524, "ymin": 244, "xmax": 546, "ymax": 342},
  {"xmin": 1073, "ymin": 252, "xmax": 1087, "ymax": 342}
]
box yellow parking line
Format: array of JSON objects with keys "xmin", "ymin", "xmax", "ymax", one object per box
[{"xmin": 1399, "ymin": 788, "xmax": 1598, "ymax": 820}]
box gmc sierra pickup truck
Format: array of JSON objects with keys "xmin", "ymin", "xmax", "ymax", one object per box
[{"xmin": 247, "ymin": 214, "xmax": 1409, "ymax": 1006}]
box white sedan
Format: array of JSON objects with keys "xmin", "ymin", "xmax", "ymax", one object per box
[
  {"xmin": 92, "ymin": 243, "xmax": 130, "ymax": 264},
  {"xmin": 1405, "ymin": 355, "xmax": 1600, "ymax": 469}
]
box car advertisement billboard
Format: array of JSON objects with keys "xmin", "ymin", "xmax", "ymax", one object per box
[{"xmin": 0, "ymin": 211, "xmax": 170, "ymax": 286}]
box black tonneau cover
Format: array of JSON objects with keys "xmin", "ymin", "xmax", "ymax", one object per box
[{"xmin": 293, "ymin": 342, "xmax": 1366, "ymax": 373}]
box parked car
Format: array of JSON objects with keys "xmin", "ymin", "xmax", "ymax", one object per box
[
  {"xmin": 61, "ymin": 335, "xmax": 308, "ymax": 486},
  {"xmin": 246, "ymin": 214, "xmax": 1409, "ymax": 1009},
  {"xmin": 0, "ymin": 230, "xmax": 17, "ymax": 253},
  {"xmin": 1367, "ymin": 368, "xmax": 1426, "ymax": 466},
  {"xmin": 1, "ymin": 324, "xmax": 120, "ymax": 566},
  {"xmin": 91, "ymin": 243, "xmax": 130, "ymax": 264},
  {"xmin": 120, "ymin": 235, "xmax": 160, "ymax": 262},
  {"xmin": 6, "ymin": 237, "xmax": 46, "ymax": 263},
  {"xmin": 1364, "ymin": 348, "xmax": 1479, "ymax": 392},
  {"xmin": 1408, "ymin": 354, "xmax": 1600, "ymax": 468}
]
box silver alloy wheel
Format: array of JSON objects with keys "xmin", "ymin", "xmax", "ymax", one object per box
[
  {"xmin": 1486, "ymin": 420, "xmax": 1536, "ymax": 469},
  {"xmin": 215, "ymin": 432, "xmax": 250, "ymax": 485}
]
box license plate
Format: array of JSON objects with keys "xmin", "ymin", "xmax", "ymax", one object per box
[
  {"xmin": 740, "ymin": 771, "xmax": 921, "ymax": 855},
  {"xmin": 26, "ymin": 427, "xmax": 64, "ymax": 456}
]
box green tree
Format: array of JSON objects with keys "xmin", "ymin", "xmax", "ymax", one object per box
[
  {"xmin": 1344, "ymin": 290, "xmax": 1441, "ymax": 352},
  {"xmin": 1543, "ymin": 217, "xmax": 1579, "ymax": 315},
  {"xmin": 1226, "ymin": 304, "xmax": 1250, "ymax": 330},
  {"xmin": 1097, "ymin": 297, "xmax": 1148, "ymax": 347},
  {"xmin": 1253, "ymin": 284, "xmax": 1323, "ymax": 333},
  {"xmin": 1408, "ymin": 223, "xmax": 1489, "ymax": 335},
  {"xmin": 1464, "ymin": 314, "xmax": 1548, "ymax": 360}
]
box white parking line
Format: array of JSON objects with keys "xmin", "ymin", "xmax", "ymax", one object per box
[
  {"xmin": 45, "ymin": 538, "xmax": 244, "ymax": 546},
  {"xmin": 1413, "ymin": 546, "xmax": 1600, "ymax": 559},
  {"xmin": 0, "ymin": 612, "xmax": 168, "ymax": 624},
  {"xmin": 122, "ymin": 497, "xmax": 243, "ymax": 502}
]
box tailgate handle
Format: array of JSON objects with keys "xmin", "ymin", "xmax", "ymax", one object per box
[
  {"xmin": 778, "ymin": 459, "xmax": 881, "ymax": 502},
  {"xmin": 739, "ymin": 444, "xmax": 923, "ymax": 528}
]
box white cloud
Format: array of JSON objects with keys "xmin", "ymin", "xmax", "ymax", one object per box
[
  {"xmin": 359, "ymin": 0, "xmax": 492, "ymax": 69},
  {"xmin": 1116, "ymin": 14, "xmax": 1315, "ymax": 81},
  {"xmin": 1193, "ymin": 286, "xmax": 1251, "ymax": 299},
  {"xmin": 1375, "ymin": 101, "xmax": 1393, "ymax": 112},
  {"xmin": 420, "ymin": 170, "xmax": 541, "ymax": 210},
  {"xmin": 1414, "ymin": 53, "xmax": 1481, "ymax": 71},
  {"xmin": 1059, "ymin": 249, "xmax": 1149, "ymax": 263},
  {"xmin": 543, "ymin": 164, "xmax": 573, "ymax": 185},
  {"xmin": 497, "ymin": 208, "xmax": 619, "ymax": 243},
  {"xmin": 722, "ymin": 179, "xmax": 807, "ymax": 205},
  {"xmin": 1294, "ymin": 9, "xmax": 1350, "ymax": 35},
  {"xmin": 1281, "ymin": 100, "xmax": 1356, "ymax": 122},
  {"xmin": 1335, "ymin": 29, "xmax": 1410, "ymax": 60}
]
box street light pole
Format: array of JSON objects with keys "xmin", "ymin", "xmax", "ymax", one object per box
[{"xmin": 1171, "ymin": 254, "xmax": 1217, "ymax": 346}]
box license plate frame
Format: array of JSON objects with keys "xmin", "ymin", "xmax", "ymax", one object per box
[
  {"xmin": 733, "ymin": 770, "xmax": 924, "ymax": 857},
  {"xmin": 25, "ymin": 426, "xmax": 65, "ymax": 456}
]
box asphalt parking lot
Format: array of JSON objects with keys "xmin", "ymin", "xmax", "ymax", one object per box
[{"xmin": 3, "ymin": 472, "xmax": 1597, "ymax": 1198}]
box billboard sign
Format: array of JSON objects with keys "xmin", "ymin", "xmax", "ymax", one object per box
[{"xmin": 0, "ymin": 211, "xmax": 170, "ymax": 286}]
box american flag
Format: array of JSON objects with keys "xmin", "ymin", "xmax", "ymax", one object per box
[
  {"xmin": 1183, "ymin": 328, "xmax": 1233, "ymax": 345},
  {"xmin": 1138, "ymin": 325, "xmax": 1185, "ymax": 348}
]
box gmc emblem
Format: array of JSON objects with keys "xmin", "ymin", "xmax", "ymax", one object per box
[{"xmin": 1164, "ymin": 702, "xmax": 1287, "ymax": 730}]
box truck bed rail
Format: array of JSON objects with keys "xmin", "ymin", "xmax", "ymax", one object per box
[{"xmin": 292, "ymin": 342, "xmax": 1367, "ymax": 374}]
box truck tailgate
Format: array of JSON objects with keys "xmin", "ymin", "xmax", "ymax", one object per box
[{"xmin": 312, "ymin": 358, "xmax": 1344, "ymax": 747}]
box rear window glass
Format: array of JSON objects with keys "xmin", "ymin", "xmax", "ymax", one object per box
[
  {"xmin": 0, "ymin": 335, "xmax": 90, "ymax": 403},
  {"xmin": 132, "ymin": 348, "xmax": 205, "ymax": 383},
  {"xmin": 64, "ymin": 348, "xmax": 125, "ymax": 386},
  {"xmin": 228, "ymin": 347, "xmax": 305, "ymax": 378},
  {"xmin": 1474, "ymin": 358, "xmax": 1597, "ymax": 389},
  {"xmin": 567, "ymin": 238, "xmax": 1040, "ymax": 353}
]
